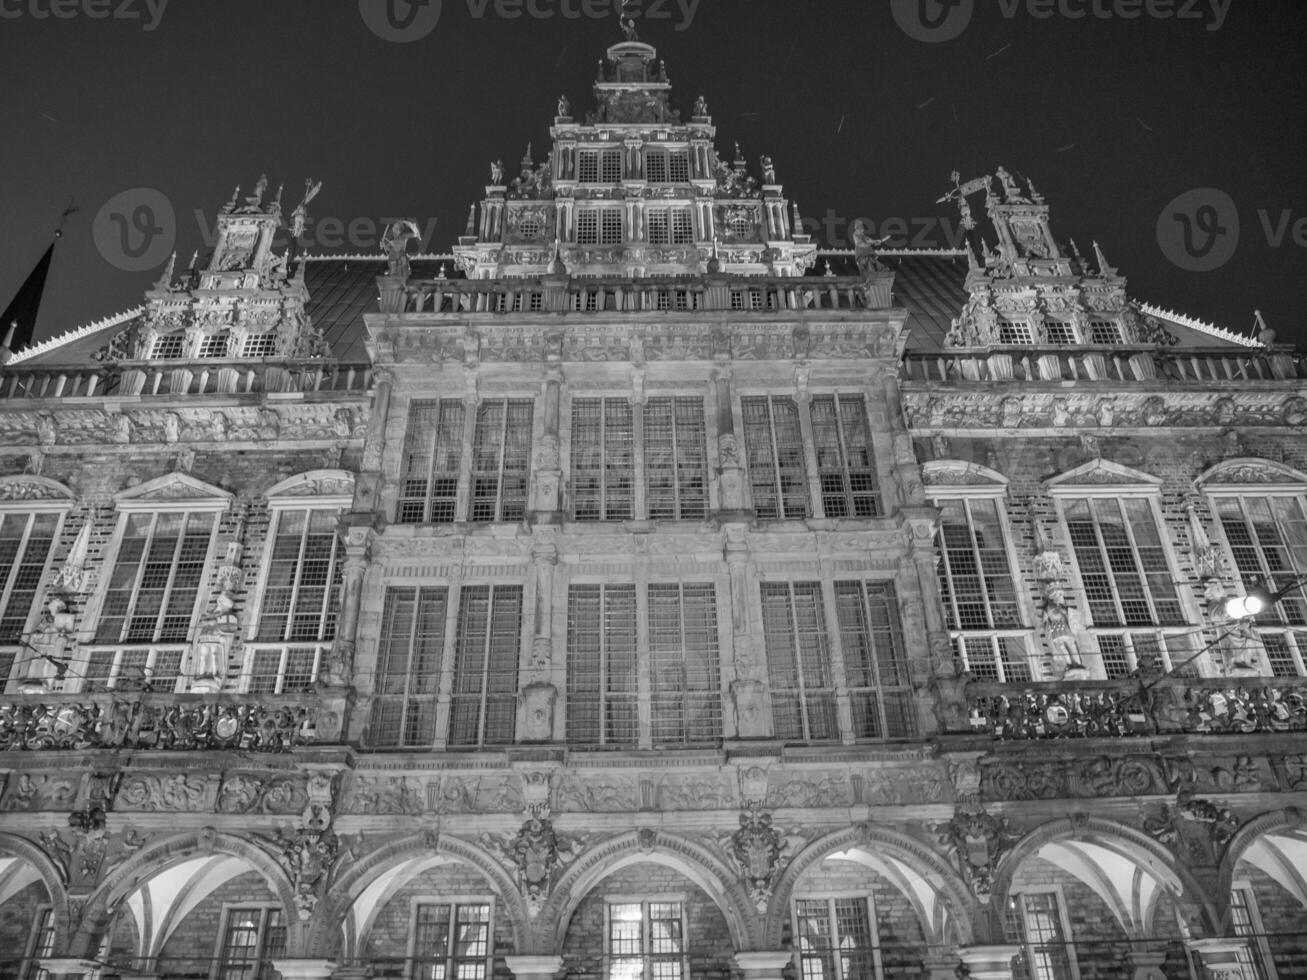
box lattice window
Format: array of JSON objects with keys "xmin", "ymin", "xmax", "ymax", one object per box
[
  {"xmin": 246, "ymin": 646, "xmax": 320, "ymax": 695},
  {"xmin": 607, "ymin": 901, "xmax": 686, "ymax": 980},
  {"xmin": 241, "ymin": 333, "xmax": 278, "ymax": 358},
  {"xmin": 762, "ymin": 582, "xmax": 836, "ymax": 741},
  {"xmin": 742, "ymin": 396, "xmax": 810, "ymax": 520},
  {"xmin": 256, "ymin": 508, "xmax": 343, "ymax": 643},
  {"xmin": 1088, "ymin": 319, "xmax": 1124, "ymax": 345},
  {"xmin": 96, "ymin": 511, "xmax": 216, "ymax": 644},
  {"xmin": 936, "ymin": 498, "xmax": 1023, "ymax": 632},
  {"xmin": 645, "ymin": 149, "xmax": 689, "ymax": 183},
  {"xmin": 449, "ymin": 585, "xmax": 522, "ymax": 746},
  {"xmin": 1062, "ymin": 496, "xmax": 1185, "ymax": 627},
  {"xmin": 399, "ymin": 400, "xmax": 466, "ymax": 524},
  {"xmin": 1260, "ymin": 632, "xmax": 1307, "ymax": 677},
  {"xmin": 1213, "ymin": 494, "xmax": 1307, "ymax": 626},
  {"xmin": 793, "ymin": 897, "xmax": 879, "ymax": 980},
  {"xmin": 369, "ymin": 587, "xmax": 446, "ymax": 748},
  {"xmin": 577, "ymin": 208, "xmax": 623, "ymax": 245},
  {"xmin": 955, "ymin": 635, "xmax": 1032, "ymax": 684},
  {"xmin": 647, "ymin": 208, "xmax": 693, "ymax": 245},
  {"xmin": 726, "ymin": 214, "xmax": 753, "ymax": 239},
  {"xmin": 470, "ymin": 399, "xmax": 533, "ymax": 523},
  {"xmin": 411, "ymin": 903, "xmax": 492, "ymax": 980},
  {"xmin": 1045, "ymin": 321, "xmax": 1077, "ymax": 346},
  {"xmin": 83, "ymin": 646, "xmax": 186, "ymax": 693},
  {"xmin": 810, "ymin": 394, "xmax": 879, "ymax": 518},
  {"xmin": 1008, "ymin": 892, "xmax": 1077, "ymax": 980},
  {"xmin": 571, "ymin": 398, "xmax": 634, "ymax": 521},
  {"xmin": 602, "ymin": 209, "xmax": 623, "ymax": 244},
  {"xmin": 648, "ymin": 583, "xmax": 722, "ymax": 744},
  {"xmin": 578, "ymin": 148, "xmax": 621, "ymax": 184},
  {"xmin": 644, "ymin": 397, "xmax": 708, "ymax": 520},
  {"xmin": 0, "ymin": 511, "xmax": 60, "ymax": 641},
  {"xmin": 834, "ymin": 581, "xmax": 915, "ymax": 738},
  {"xmin": 197, "ymin": 331, "xmax": 232, "ymax": 358},
  {"xmin": 566, "ymin": 584, "xmax": 638, "ymax": 745},
  {"xmin": 22, "ymin": 907, "xmax": 54, "ymax": 980},
  {"xmin": 150, "ymin": 333, "xmax": 186, "ymax": 359},
  {"xmin": 1093, "ymin": 630, "xmax": 1196, "ymax": 679},
  {"xmin": 215, "ymin": 907, "xmax": 286, "ymax": 980},
  {"xmin": 998, "ymin": 320, "xmax": 1035, "ymax": 345},
  {"xmin": 578, "ymin": 211, "xmax": 599, "ymax": 245}
]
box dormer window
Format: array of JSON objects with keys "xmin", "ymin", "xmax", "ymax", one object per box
[
  {"xmin": 197, "ymin": 331, "xmax": 232, "ymax": 359},
  {"xmin": 1044, "ymin": 321, "xmax": 1077, "ymax": 346},
  {"xmin": 578, "ymin": 148, "xmax": 622, "ymax": 184},
  {"xmin": 242, "ymin": 333, "xmax": 278, "ymax": 358},
  {"xmin": 1089, "ymin": 319, "xmax": 1124, "ymax": 345},
  {"xmin": 997, "ymin": 319, "xmax": 1034, "ymax": 345},
  {"xmin": 151, "ymin": 333, "xmax": 186, "ymax": 360}
]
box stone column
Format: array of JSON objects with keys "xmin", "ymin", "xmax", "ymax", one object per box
[
  {"xmin": 521, "ymin": 530, "xmax": 560, "ymax": 742},
  {"xmin": 726, "ymin": 524, "xmax": 767, "ymax": 738},
  {"xmin": 957, "ymin": 946, "xmax": 1022, "ymax": 980},
  {"xmin": 714, "ymin": 368, "xmax": 746, "ymax": 515},
  {"xmin": 733, "ymin": 952, "xmax": 793, "ymax": 980},
  {"xmin": 534, "ymin": 369, "xmax": 563, "ymax": 515},
  {"xmin": 1186, "ymin": 938, "xmax": 1257, "ymax": 980},
  {"xmin": 504, "ymin": 955, "xmax": 564, "ymax": 980},
  {"xmin": 272, "ymin": 960, "xmax": 338, "ymax": 980},
  {"xmin": 1125, "ymin": 945, "xmax": 1170, "ymax": 980}
]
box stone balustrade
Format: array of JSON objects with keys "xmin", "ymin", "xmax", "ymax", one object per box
[
  {"xmin": 902, "ymin": 345, "xmax": 1307, "ymax": 385},
  {"xmin": 0, "ymin": 691, "xmax": 349, "ymax": 752},
  {"xmin": 0, "ymin": 360, "xmax": 372, "ymax": 402},
  {"xmin": 966, "ymin": 674, "xmax": 1307, "ymax": 739}
]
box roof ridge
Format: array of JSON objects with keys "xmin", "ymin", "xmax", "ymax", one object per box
[
  {"xmin": 6, "ymin": 306, "xmax": 143, "ymax": 367},
  {"xmin": 300, "ymin": 252, "xmax": 458, "ymax": 263},
  {"xmin": 1139, "ymin": 302, "xmax": 1260, "ymax": 349}
]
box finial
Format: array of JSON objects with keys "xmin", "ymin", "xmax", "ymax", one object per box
[
  {"xmin": 226, "ymin": 185, "xmax": 240, "ymax": 212},
  {"xmin": 272, "ymin": 183, "xmax": 284, "ymax": 210},
  {"xmin": 188, "ymin": 250, "xmax": 199, "ymax": 270},
  {"xmin": 438, "ymin": 263, "xmax": 448, "ymax": 279},
  {"xmin": 154, "ymin": 252, "xmax": 176, "ymax": 289},
  {"xmin": 1254, "ymin": 309, "xmax": 1276, "ymax": 346},
  {"xmin": 465, "ymin": 204, "xmax": 477, "ymax": 237},
  {"xmin": 734, "ymin": 142, "xmax": 745, "ymax": 164},
  {"xmin": 547, "ymin": 236, "xmax": 567, "ymax": 276},
  {"xmin": 1092, "ymin": 240, "xmax": 1116, "ymax": 277},
  {"xmin": 965, "ymin": 241, "xmax": 981, "ymax": 272},
  {"xmin": 706, "ymin": 237, "xmax": 722, "ymax": 274},
  {"xmin": 523, "ymin": 143, "xmax": 534, "ymax": 165},
  {"xmin": 1027, "ymin": 178, "xmax": 1044, "ymax": 204}
]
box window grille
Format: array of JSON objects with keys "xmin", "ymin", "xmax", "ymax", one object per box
[
  {"xmin": 571, "ymin": 398, "xmax": 634, "ymax": 521},
  {"xmin": 215, "ymin": 907, "xmax": 286, "ymax": 980},
  {"xmin": 648, "ymin": 583, "xmax": 722, "ymax": 744},
  {"xmin": 241, "ymin": 333, "xmax": 278, "ymax": 358},
  {"xmin": 834, "ymin": 581, "xmax": 915, "ymax": 738},
  {"xmin": 579, "ymin": 148, "xmax": 621, "ymax": 183},
  {"xmin": 22, "ymin": 907, "xmax": 54, "ymax": 980},
  {"xmin": 793, "ymin": 897, "xmax": 879, "ymax": 980},
  {"xmin": 399, "ymin": 400, "xmax": 466, "ymax": 524},
  {"xmin": 0, "ymin": 511, "xmax": 60, "ymax": 640},
  {"xmin": 256, "ymin": 508, "xmax": 343, "ymax": 643},
  {"xmin": 566, "ymin": 584, "xmax": 638, "ymax": 745},
  {"xmin": 607, "ymin": 901, "xmax": 686, "ymax": 980},
  {"xmin": 742, "ymin": 396, "xmax": 810, "ymax": 519},
  {"xmin": 150, "ymin": 333, "xmax": 186, "ymax": 359},
  {"xmin": 197, "ymin": 331, "xmax": 231, "ymax": 358},
  {"xmin": 1009, "ymin": 892, "xmax": 1076, "ymax": 980},
  {"xmin": 645, "ymin": 149, "xmax": 689, "ymax": 183},
  {"xmin": 761, "ymin": 582, "xmax": 836, "ymax": 741},
  {"xmin": 449, "ymin": 585, "xmax": 522, "ymax": 746},
  {"xmin": 810, "ymin": 394, "xmax": 880, "ymax": 517},
  {"xmin": 83, "ymin": 646, "xmax": 186, "ymax": 693},
  {"xmin": 1044, "ymin": 322, "xmax": 1077, "ymax": 345},
  {"xmin": 601, "ymin": 209, "xmax": 623, "ymax": 244},
  {"xmin": 1088, "ymin": 319, "xmax": 1124, "ymax": 344},
  {"xmin": 412, "ymin": 903, "xmax": 492, "ymax": 980},
  {"xmin": 643, "ymin": 397, "xmax": 708, "ymax": 520},
  {"xmin": 369, "ymin": 586, "xmax": 446, "ymax": 748},
  {"xmin": 470, "ymin": 399, "xmax": 533, "ymax": 523},
  {"xmin": 998, "ymin": 320, "xmax": 1034, "ymax": 345}
]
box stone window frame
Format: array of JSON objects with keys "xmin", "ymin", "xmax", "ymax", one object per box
[
  {"xmin": 0, "ymin": 479, "xmax": 74, "ymax": 692},
  {"xmin": 1199, "ymin": 463, "xmax": 1307, "ymax": 678},
  {"xmin": 211, "ymin": 903, "xmax": 286, "ymax": 980},
  {"xmin": 563, "ymin": 577, "xmax": 724, "ymax": 749},
  {"xmin": 923, "ymin": 463, "xmax": 1037, "ymax": 684},
  {"xmin": 563, "ymin": 392, "xmax": 711, "ymax": 524},
  {"xmin": 604, "ymin": 895, "xmax": 690, "ymax": 980},
  {"xmin": 241, "ymin": 474, "xmax": 353, "ymax": 695},
  {"xmin": 1047, "ymin": 463, "xmax": 1202, "ymax": 679},
  {"xmin": 1230, "ymin": 881, "xmax": 1278, "ymax": 980},
  {"xmin": 397, "ymin": 397, "xmax": 536, "ymax": 527},
  {"xmin": 406, "ymin": 896, "xmax": 497, "ymax": 980},
  {"xmin": 1006, "ymin": 885, "xmax": 1082, "ymax": 980},
  {"xmin": 789, "ymin": 891, "xmax": 884, "ymax": 980},
  {"xmin": 735, "ymin": 388, "xmax": 883, "ymax": 523},
  {"xmin": 80, "ymin": 474, "xmax": 232, "ymax": 694}
]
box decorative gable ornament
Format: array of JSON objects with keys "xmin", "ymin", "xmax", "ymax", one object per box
[
  {"xmin": 1196, "ymin": 458, "xmax": 1307, "ymax": 490},
  {"xmin": 114, "ymin": 472, "xmax": 233, "ymax": 511},
  {"xmin": 1045, "ymin": 458, "xmax": 1164, "ymax": 494}
]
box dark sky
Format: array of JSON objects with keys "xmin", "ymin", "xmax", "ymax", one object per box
[{"xmin": 1, "ymin": 0, "xmax": 1304, "ymax": 348}]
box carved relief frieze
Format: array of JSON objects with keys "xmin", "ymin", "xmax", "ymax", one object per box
[
  {"xmin": 1, "ymin": 771, "xmax": 78, "ymax": 811},
  {"xmin": 115, "ymin": 772, "xmax": 216, "ymax": 812},
  {"xmin": 217, "ymin": 773, "xmax": 310, "ymax": 815}
]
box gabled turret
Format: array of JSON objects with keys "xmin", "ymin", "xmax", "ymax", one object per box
[{"xmin": 453, "ymin": 34, "xmax": 815, "ymax": 280}]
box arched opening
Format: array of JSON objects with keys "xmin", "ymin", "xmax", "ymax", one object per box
[
  {"xmin": 996, "ymin": 822, "xmax": 1204, "ymax": 980},
  {"xmin": 1227, "ymin": 825, "xmax": 1307, "ymax": 978},
  {"xmin": 0, "ymin": 855, "xmax": 58, "ymax": 980}
]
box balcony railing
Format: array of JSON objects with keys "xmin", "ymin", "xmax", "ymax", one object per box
[
  {"xmin": 0, "ymin": 360, "xmax": 373, "ymax": 402},
  {"xmin": 901, "ymin": 346, "xmax": 1307, "ymax": 385},
  {"xmin": 390, "ymin": 273, "xmax": 896, "ymax": 316},
  {"xmin": 966, "ymin": 675, "xmax": 1307, "ymax": 740},
  {"xmin": 0, "ymin": 692, "xmax": 338, "ymax": 752}
]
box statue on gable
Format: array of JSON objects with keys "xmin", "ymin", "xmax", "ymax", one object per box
[
  {"xmin": 237, "ymin": 174, "xmax": 269, "ymax": 213},
  {"xmin": 557, "ymin": 93, "xmax": 571, "ymax": 118},
  {"xmin": 381, "ymin": 220, "xmax": 421, "ymax": 278},
  {"xmin": 291, "ymin": 179, "xmax": 322, "ymax": 241},
  {"xmin": 851, "ymin": 220, "xmax": 888, "ymax": 275},
  {"xmin": 994, "ymin": 166, "xmax": 1029, "ymax": 204}
]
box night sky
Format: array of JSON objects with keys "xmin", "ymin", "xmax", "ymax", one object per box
[{"xmin": 1, "ymin": 0, "xmax": 1304, "ymax": 348}]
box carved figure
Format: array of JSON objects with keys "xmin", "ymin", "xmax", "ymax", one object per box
[
  {"xmin": 694, "ymin": 94, "xmax": 709, "ymax": 117},
  {"xmin": 731, "ymin": 810, "xmax": 784, "ymax": 911},
  {"xmin": 557, "ymin": 94, "xmax": 570, "ymax": 117}
]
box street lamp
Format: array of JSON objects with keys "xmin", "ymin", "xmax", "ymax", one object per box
[{"xmin": 1224, "ymin": 576, "xmax": 1307, "ymax": 620}]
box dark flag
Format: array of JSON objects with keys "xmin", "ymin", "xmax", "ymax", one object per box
[{"xmin": 0, "ymin": 234, "xmax": 58, "ymax": 356}]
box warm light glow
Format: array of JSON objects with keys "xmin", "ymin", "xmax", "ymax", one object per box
[{"xmin": 1225, "ymin": 594, "xmax": 1267, "ymax": 619}]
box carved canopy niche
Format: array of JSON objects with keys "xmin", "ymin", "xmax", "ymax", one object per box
[
  {"xmin": 1195, "ymin": 458, "xmax": 1307, "ymax": 494},
  {"xmin": 1045, "ymin": 459, "xmax": 1163, "ymax": 497},
  {"xmin": 114, "ymin": 473, "xmax": 234, "ymax": 513},
  {"xmin": 922, "ymin": 460, "xmax": 1009, "ymax": 498}
]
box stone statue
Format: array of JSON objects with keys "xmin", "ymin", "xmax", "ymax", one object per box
[
  {"xmin": 291, "ymin": 179, "xmax": 322, "ymax": 240},
  {"xmin": 1040, "ymin": 601, "xmax": 1086, "ymax": 677},
  {"xmin": 557, "ymin": 94, "xmax": 570, "ymax": 118},
  {"xmin": 694, "ymin": 94, "xmax": 708, "ymax": 117},
  {"xmin": 491, "ymin": 160, "xmax": 505, "ymax": 185},
  {"xmin": 760, "ymin": 155, "xmax": 776, "ymax": 184},
  {"xmin": 381, "ymin": 220, "xmax": 421, "ymax": 278},
  {"xmin": 995, "ymin": 166, "xmax": 1028, "ymax": 204},
  {"xmin": 621, "ymin": 16, "xmax": 638, "ymax": 41}
]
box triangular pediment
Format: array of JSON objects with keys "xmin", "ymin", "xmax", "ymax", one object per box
[
  {"xmin": 0, "ymin": 476, "xmax": 76, "ymax": 504},
  {"xmin": 1045, "ymin": 459, "xmax": 1163, "ymax": 492},
  {"xmin": 114, "ymin": 473, "xmax": 233, "ymax": 510},
  {"xmin": 266, "ymin": 470, "xmax": 356, "ymax": 501},
  {"xmin": 922, "ymin": 460, "xmax": 1008, "ymax": 490},
  {"xmin": 1196, "ymin": 458, "xmax": 1307, "ymax": 489}
]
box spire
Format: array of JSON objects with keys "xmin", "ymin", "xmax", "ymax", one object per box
[{"xmin": 0, "ymin": 223, "xmax": 64, "ymax": 362}]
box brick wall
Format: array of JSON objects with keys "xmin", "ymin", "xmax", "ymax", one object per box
[
  {"xmin": 1236, "ymin": 863, "xmax": 1307, "ymax": 978},
  {"xmin": 560, "ymin": 863, "xmax": 735, "ymax": 980},
  {"xmin": 155, "ymin": 871, "xmax": 282, "ymax": 979},
  {"xmin": 358, "ymin": 862, "xmax": 515, "ymax": 980},
  {"xmin": 0, "ymin": 880, "xmax": 51, "ymax": 980}
]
